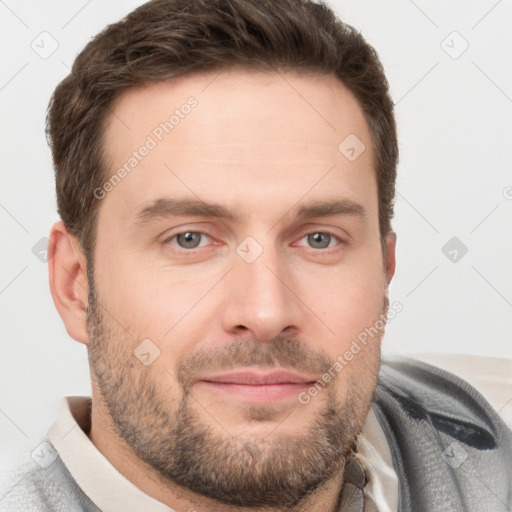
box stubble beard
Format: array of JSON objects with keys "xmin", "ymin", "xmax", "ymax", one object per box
[{"xmin": 86, "ymin": 275, "xmax": 386, "ymax": 508}]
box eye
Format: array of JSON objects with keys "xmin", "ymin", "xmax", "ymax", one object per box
[
  {"xmin": 167, "ymin": 231, "xmax": 211, "ymax": 249},
  {"xmin": 297, "ymin": 231, "xmax": 341, "ymax": 250}
]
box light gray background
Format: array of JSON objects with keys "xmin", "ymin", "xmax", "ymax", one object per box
[{"xmin": 1, "ymin": 0, "xmax": 511, "ymax": 455}]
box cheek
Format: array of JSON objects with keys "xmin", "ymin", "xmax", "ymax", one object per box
[
  {"xmin": 96, "ymin": 255, "xmax": 218, "ymax": 353},
  {"xmin": 305, "ymin": 261, "xmax": 386, "ymax": 351}
]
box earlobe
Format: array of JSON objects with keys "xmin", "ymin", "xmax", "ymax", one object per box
[
  {"xmin": 385, "ymin": 232, "xmax": 397, "ymax": 285},
  {"xmin": 48, "ymin": 221, "xmax": 90, "ymax": 345}
]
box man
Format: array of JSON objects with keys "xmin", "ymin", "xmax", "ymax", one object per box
[{"xmin": 1, "ymin": 0, "xmax": 511, "ymax": 510}]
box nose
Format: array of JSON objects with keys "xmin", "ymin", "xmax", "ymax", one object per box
[{"xmin": 220, "ymin": 243, "xmax": 302, "ymax": 342}]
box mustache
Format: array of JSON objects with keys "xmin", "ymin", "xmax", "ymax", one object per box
[{"xmin": 176, "ymin": 336, "xmax": 334, "ymax": 393}]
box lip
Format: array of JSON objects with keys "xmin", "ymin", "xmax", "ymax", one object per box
[
  {"xmin": 195, "ymin": 369, "xmax": 318, "ymax": 402},
  {"xmin": 197, "ymin": 369, "xmax": 318, "ymax": 386}
]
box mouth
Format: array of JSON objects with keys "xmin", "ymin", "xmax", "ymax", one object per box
[{"xmin": 195, "ymin": 368, "xmax": 318, "ymax": 402}]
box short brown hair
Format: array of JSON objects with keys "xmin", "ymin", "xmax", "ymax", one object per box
[{"xmin": 47, "ymin": 0, "xmax": 397, "ymax": 263}]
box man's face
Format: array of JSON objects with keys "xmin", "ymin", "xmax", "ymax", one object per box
[{"xmin": 86, "ymin": 69, "xmax": 394, "ymax": 507}]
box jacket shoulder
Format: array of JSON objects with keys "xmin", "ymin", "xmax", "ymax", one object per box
[{"xmin": 0, "ymin": 440, "xmax": 99, "ymax": 512}]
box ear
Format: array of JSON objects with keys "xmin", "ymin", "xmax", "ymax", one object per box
[
  {"xmin": 48, "ymin": 221, "xmax": 90, "ymax": 345},
  {"xmin": 384, "ymin": 232, "xmax": 396, "ymax": 285}
]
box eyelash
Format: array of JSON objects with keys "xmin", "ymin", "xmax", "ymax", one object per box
[
  {"xmin": 164, "ymin": 231, "xmax": 213, "ymax": 251},
  {"xmin": 295, "ymin": 230, "xmax": 343, "ymax": 251}
]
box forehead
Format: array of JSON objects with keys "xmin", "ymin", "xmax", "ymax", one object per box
[
  {"xmin": 100, "ymin": 68, "xmax": 376, "ymax": 225},
  {"xmin": 104, "ymin": 68, "xmax": 371, "ymax": 153}
]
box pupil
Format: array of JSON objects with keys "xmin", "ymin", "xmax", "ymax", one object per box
[
  {"xmin": 178, "ymin": 232, "xmax": 200, "ymax": 248},
  {"xmin": 308, "ymin": 232, "xmax": 330, "ymax": 249}
]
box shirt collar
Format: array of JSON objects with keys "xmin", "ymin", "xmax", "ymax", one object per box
[{"xmin": 47, "ymin": 396, "xmax": 174, "ymax": 512}]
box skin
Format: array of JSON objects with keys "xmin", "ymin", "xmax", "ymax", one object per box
[{"xmin": 49, "ymin": 68, "xmax": 396, "ymax": 511}]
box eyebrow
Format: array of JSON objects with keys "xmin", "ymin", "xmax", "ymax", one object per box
[
  {"xmin": 135, "ymin": 198, "xmax": 238, "ymax": 224},
  {"xmin": 134, "ymin": 197, "xmax": 367, "ymax": 225},
  {"xmin": 295, "ymin": 199, "xmax": 367, "ymax": 220}
]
